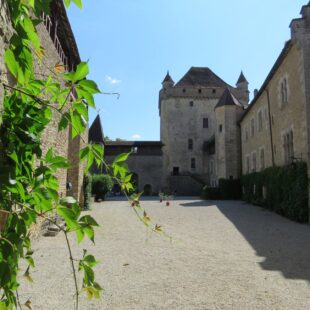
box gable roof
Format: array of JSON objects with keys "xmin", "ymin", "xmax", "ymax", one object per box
[
  {"xmin": 215, "ymin": 88, "xmax": 243, "ymax": 109},
  {"xmin": 89, "ymin": 115, "xmax": 104, "ymax": 144},
  {"xmin": 174, "ymin": 67, "xmax": 230, "ymax": 88}
]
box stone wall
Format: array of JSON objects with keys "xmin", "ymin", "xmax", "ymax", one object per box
[
  {"xmin": 241, "ymin": 42, "xmax": 308, "ymax": 173},
  {"xmin": 160, "ymin": 95, "xmax": 221, "ymax": 187},
  {"xmin": 0, "ymin": 1, "xmax": 85, "ymax": 212},
  {"xmin": 105, "ymin": 154, "xmax": 163, "ymax": 195}
]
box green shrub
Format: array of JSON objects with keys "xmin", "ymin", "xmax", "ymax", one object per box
[
  {"xmin": 201, "ymin": 179, "xmax": 242, "ymax": 200},
  {"xmin": 91, "ymin": 174, "xmax": 113, "ymax": 202},
  {"xmin": 218, "ymin": 179, "xmax": 242, "ymax": 200},
  {"xmin": 241, "ymin": 162, "xmax": 308, "ymax": 223},
  {"xmin": 201, "ymin": 186, "xmax": 221, "ymax": 199}
]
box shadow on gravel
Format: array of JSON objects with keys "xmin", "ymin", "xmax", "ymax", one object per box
[{"xmin": 181, "ymin": 199, "xmax": 310, "ymax": 282}]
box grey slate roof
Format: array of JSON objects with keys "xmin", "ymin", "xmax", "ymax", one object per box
[
  {"xmin": 237, "ymin": 71, "xmax": 248, "ymax": 84},
  {"xmin": 174, "ymin": 67, "xmax": 230, "ymax": 88},
  {"xmin": 89, "ymin": 115, "xmax": 104, "ymax": 144},
  {"xmin": 215, "ymin": 88, "xmax": 243, "ymax": 109}
]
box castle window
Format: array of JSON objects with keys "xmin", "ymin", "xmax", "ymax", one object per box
[
  {"xmin": 245, "ymin": 127, "xmax": 249, "ymax": 141},
  {"xmin": 183, "ymin": 88, "xmax": 186, "ymax": 93},
  {"xmin": 252, "ymin": 152, "xmax": 256, "ymax": 172},
  {"xmin": 189, "ymin": 101, "xmax": 194, "ymax": 107},
  {"xmin": 283, "ymin": 130, "xmax": 294, "ymax": 164},
  {"xmin": 260, "ymin": 148, "xmax": 265, "ymax": 170},
  {"xmin": 191, "ymin": 158, "xmax": 196, "ymax": 169},
  {"xmin": 172, "ymin": 167, "xmax": 179, "ymax": 176},
  {"xmin": 258, "ymin": 111, "xmax": 263, "ymax": 132},
  {"xmin": 198, "ymin": 89, "xmax": 202, "ymax": 94},
  {"xmin": 281, "ymin": 78, "xmax": 288, "ymax": 105},
  {"xmin": 188, "ymin": 139, "xmax": 193, "ymax": 150},
  {"xmin": 212, "ymin": 89, "xmax": 216, "ymax": 94},
  {"xmin": 219, "ymin": 124, "xmax": 223, "ymax": 132},
  {"xmin": 251, "ymin": 118, "xmax": 255, "ymax": 136},
  {"xmin": 203, "ymin": 118, "xmax": 209, "ymax": 128}
]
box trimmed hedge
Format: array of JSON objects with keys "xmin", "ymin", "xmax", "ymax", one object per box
[
  {"xmin": 83, "ymin": 174, "xmax": 92, "ymax": 210},
  {"xmin": 202, "ymin": 179, "xmax": 242, "ymax": 200},
  {"xmin": 241, "ymin": 162, "xmax": 308, "ymax": 223},
  {"xmin": 91, "ymin": 174, "xmax": 113, "ymax": 202}
]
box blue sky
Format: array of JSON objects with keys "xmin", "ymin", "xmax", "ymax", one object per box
[{"xmin": 67, "ymin": 0, "xmax": 306, "ymax": 141}]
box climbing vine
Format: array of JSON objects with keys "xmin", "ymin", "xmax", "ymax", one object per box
[{"xmin": 0, "ymin": 1, "xmax": 164, "ymax": 309}]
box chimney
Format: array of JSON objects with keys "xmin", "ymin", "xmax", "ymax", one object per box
[{"xmin": 254, "ymin": 89, "xmax": 258, "ymax": 97}]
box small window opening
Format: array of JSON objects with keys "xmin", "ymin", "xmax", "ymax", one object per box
[
  {"xmin": 183, "ymin": 88, "xmax": 186, "ymax": 93},
  {"xmin": 203, "ymin": 118, "xmax": 209, "ymax": 128},
  {"xmin": 173, "ymin": 167, "xmax": 179, "ymax": 176},
  {"xmin": 189, "ymin": 101, "xmax": 194, "ymax": 107},
  {"xmin": 191, "ymin": 158, "xmax": 196, "ymax": 169},
  {"xmin": 219, "ymin": 124, "xmax": 223, "ymax": 132},
  {"xmin": 188, "ymin": 139, "xmax": 193, "ymax": 150},
  {"xmin": 212, "ymin": 89, "xmax": 216, "ymax": 94},
  {"xmin": 198, "ymin": 89, "xmax": 202, "ymax": 94}
]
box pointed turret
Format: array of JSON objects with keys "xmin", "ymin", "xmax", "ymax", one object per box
[
  {"xmin": 237, "ymin": 71, "xmax": 248, "ymax": 84},
  {"xmin": 162, "ymin": 71, "xmax": 174, "ymax": 89},
  {"xmin": 89, "ymin": 115, "xmax": 104, "ymax": 144},
  {"xmin": 236, "ymin": 71, "xmax": 249, "ymax": 104}
]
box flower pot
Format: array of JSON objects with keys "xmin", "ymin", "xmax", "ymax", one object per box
[{"xmin": 166, "ymin": 202, "xmax": 170, "ymax": 206}]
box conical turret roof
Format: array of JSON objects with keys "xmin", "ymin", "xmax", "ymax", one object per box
[
  {"xmin": 89, "ymin": 115, "xmax": 104, "ymax": 144},
  {"xmin": 237, "ymin": 71, "xmax": 248, "ymax": 84},
  {"xmin": 215, "ymin": 88, "xmax": 243, "ymax": 109},
  {"xmin": 162, "ymin": 71, "xmax": 174, "ymax": 84}
]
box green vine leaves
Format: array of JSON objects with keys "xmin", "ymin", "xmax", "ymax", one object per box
[
  {"xmin": 0, "ymin": 0, "xmax": 166, "ymax": 309},
  {"xmin": 0, "ymin": 0, "xmax": 103, "ymax": 309}
]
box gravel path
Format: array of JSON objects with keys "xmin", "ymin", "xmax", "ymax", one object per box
[{"xmin": 19, "ymin": 198, "xmax": 310, "ymax": 309}]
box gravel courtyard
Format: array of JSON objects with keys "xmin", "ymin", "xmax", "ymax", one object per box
[{"xmin": 20, "ymin": 198, "xmax": 310, "ymax": 309}]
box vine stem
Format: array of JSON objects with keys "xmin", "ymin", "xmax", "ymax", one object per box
[
  {"xmin": 22, "ymin": 205, "xmax": 80, "ymax": 309},
  {"xmin": 64, "ymin": 231, "xmax": 79, "ymax": 310},
  {"xmin": 16, "ymin": 290, "xmax": 23, "ymax": 310}
]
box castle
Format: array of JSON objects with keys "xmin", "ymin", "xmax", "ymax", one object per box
[{"xmin": 92, "ymin": 2, "xmax": 310, "ymax": 198}]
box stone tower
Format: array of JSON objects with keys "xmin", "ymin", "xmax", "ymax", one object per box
[
  {"xmin": 236, "ymin": 71, "xmax": 250, "ymax": 105},
  {"xmin": 159, "ymin": 67, "xmax": 248, "ymax": 194},
  {"xmin": 214, "ymin": 88, "xmax": 245, "ymax": 180}
]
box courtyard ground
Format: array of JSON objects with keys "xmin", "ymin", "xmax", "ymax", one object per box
[{"xmin": 20, "ymin": 198, "xmax": 310, "ymax": 309}]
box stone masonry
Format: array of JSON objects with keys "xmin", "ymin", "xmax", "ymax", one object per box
[{"xmin": 0, "ymin": 0, "xmax": 86, "ymax": 216}]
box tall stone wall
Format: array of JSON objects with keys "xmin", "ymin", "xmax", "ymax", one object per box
[
  {"xmin": 241, "ymin": 43, "xmax": 308, "ymax": 173},
  {"xmin": 0, "ymin": 2, "xmax": 85, "ymax": 206}
]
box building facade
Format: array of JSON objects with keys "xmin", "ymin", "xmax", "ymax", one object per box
[
  {"xmin": 240, "ymin": 2, "xmax": 310, "ymax": 177},
  {"xmin": 0, "ymin": 0, "xmax": 86, "ymax": 205}
]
